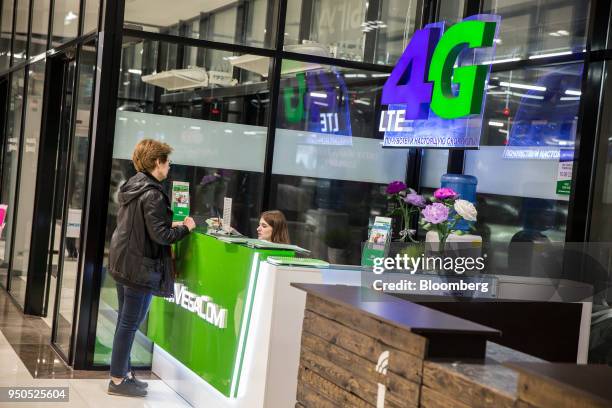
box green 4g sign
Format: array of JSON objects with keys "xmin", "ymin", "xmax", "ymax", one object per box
[{"xmin": 381, "ymin": 15, "xmax": 500, "ymax": 120}]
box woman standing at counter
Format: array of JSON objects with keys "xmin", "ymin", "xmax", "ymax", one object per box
[{"xmin": 107, "ymin": 139, "xmax": 196, "ymax": 397}]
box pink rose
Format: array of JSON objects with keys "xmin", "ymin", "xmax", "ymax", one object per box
[{"xmin": 433, "ymin": 187, "xmax": 459, "ymax": 200}]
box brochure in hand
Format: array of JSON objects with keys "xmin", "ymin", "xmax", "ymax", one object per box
[{"xmin": 172, "ymin": 181, "xmax": 190, "ymax": 222}]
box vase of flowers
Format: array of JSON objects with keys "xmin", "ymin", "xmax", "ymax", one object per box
[
  {"xmin": 385, "ymin": 181, "xmax": 426, "ymax": 242},
  {"xmin": 419, "ymin": 187, "xmax": 478, "ymax": 255}
]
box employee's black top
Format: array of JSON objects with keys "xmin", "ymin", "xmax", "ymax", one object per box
[{"xmin": 109, "ymin": 171, "xmax": 189, "ymax": 297}]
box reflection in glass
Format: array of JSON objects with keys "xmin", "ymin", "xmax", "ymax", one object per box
[
  {"xmin": 10, "ymin": 61, "xmax": 46, "ymax": 306},
  {"xmin": 123, "ymin": 0, "xmax": 276, "ymax": 49},
  {"xmin": 475, "ymin": 193, "xmax": 567, "ymax": 273},
  {"xmin": 589, "ymin": 61, "xmax": 612, "ymax": 365},
  {"xmin": 94, "ymin": 39, "xmax": 272, "ymax": 365},
  {"xmin": 54, "ymin": 44, "xmax": 96, "ymax": 357},
  {"xmin": 0, "ymin": 70, "xmax": 25, "ymax": 288},
  {"xmin": 13, "ymin": 0, "xmax": 29, "ymax": 61},
  {"xmin": 0, "ymin": 0, "xmax": 14, "ymax": 69},
  {"xmin": 30, "ymin": 0, "xmax": 50, "ymax": 56},
  {"xmin": 285, "ymin": 0, "xmax": 418, "ymax": 65},
  {"xmin": 462, "ymin": 64, "xmax": 582, "ymax": 272},
  {"xmin": 272, "ymin": 62, "xmax": 410, "ymax": 263},
  {"xmin": 420, "ymin": 149, "xmax": 449, "ymax": 189},
  {"xmin": 438, "ymin": 0, "xmax": 465, "ymax": 24},
  {"xmin": 483, "ymin": 0, "xmax": 589, "ymax": 61},
  {"xmin": 483, "ymin": 63, "xmax": 583, "ymax": 156},
  {"xmin": 52, "ymin": 0, "xmax": 80, "ymax": 46},
  {"xmin": 83, "ymin": 0, "xmax": 100, "ymax": 33}
]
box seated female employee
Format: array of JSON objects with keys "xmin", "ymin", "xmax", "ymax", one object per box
[
  {"xmin": 209, "ymin": 209, "xmax": 290, "ymax": 244},
  {"xmin": 257, "ymin": 210, "xmax": 290, "ymax": 244}
]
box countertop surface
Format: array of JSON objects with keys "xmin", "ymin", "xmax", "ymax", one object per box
[
  {"xmin": 505, "ymin": 362, "xmax": 612, "ymax": 404},
  {"xmin": 424, "ymin": 341, "xmax": 545, "ymax": 399},
  {"xmin": 292, "ymin": 283, "xmax": 501, "ymax": 337}
]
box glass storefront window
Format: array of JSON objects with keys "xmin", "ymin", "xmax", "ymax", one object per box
[
  {"xmin": 438, "ymin": 0, "xmax": 465, "ymax": 24},
  {"xmin": 52, "ymin": 0, "xmax": 80, "ymax": 46},
  {"xmin": 589, "ymin": 61, "xmax": 612, "ymax": 365},
  {"xmin": 13, "ymin": 0, "xmax": 29, "ymax": 62},
  {"xmin": 0, "ymin": 0, "xmax": 14, "ymax": 69},
  {"xmin": 591, "ymin": 61, "xmax": 612, "ymax": 243},
  {"xmin": 83, "ymin": 0, "xmax": 99, "ymax": 34},
  {"xmin": 94, "ymin": 38, "xmax": 273, "ymax": 365},
  {"xmin": 483, "ymin": 0, "xmax": 589, "ymax": 61},
  {"xmin": 30, "ymin": 0, "xmax": 50, "ymax": 56},
  {"xmin": 10, "ymin": 60, "xmax": 46, "ymax": 306},
  {"xmin": 54, "ymin": 43, "xmax": 96, "ymax": 357},
  {"xmin": 123, "ymin": 0, "xmax": 276, "ymax": 49},
  {"xmin": 420, "ymin": 149, "xmax": 449, "ymax": 190},
  {"xmin": 285, "ymin": 0, "xmax": 419, "ymax": 65},
  {"xmin": 272, "ymin": 62, "xmax": 410, "ymax": 263},
  {"xmin": 0, "ymin": 69, "xmax": 25, "ymax": 288},
  {"xmin": 464, "ymin": 63, "xmax": 583, "ymax": 272}
]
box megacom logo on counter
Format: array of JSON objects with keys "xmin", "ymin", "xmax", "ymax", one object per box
[
  {"xmin": 380, "ymin": 15, "xmax": 501, "ymax": 148},
  {"xmin": 165, "ymin": 283, "xmax": 228, "ymax": 329}
]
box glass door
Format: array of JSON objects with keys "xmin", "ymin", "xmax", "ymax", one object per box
[
  {"xmin": 0, "ymin": 71, "xmax": 25, "ymax": 289},
  {"xmin": 50, "ymin": 42, "xmax": 96, "ymax": 361}
]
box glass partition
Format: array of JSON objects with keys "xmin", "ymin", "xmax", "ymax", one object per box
[
  {"xmin": 83, "ymin": 0, "xmax": 100, "ymax": 34},
  {"xmin": 30, "ymin": 0, "xmax": 50, "ymax": 56},
  {"xmin": 0, "ymin": 0, "xmax": 14, "ymax": 70},
  {"xmin": 94, "ymin": 38, "xmax": 273, "ymax": 365},
  {"xmin": 483, "ymin": 0, "xmax": 589, "ymax": 62},
  {"xmin": 464, "ymin": 63, "xmax": 583, "ymax": 272},
  {"xmin": 285, "ymin": 0, "xmax": 419, "ymax": 65},
  {"xmin": 0, "ymin": 69, "xmax": 25, "ymax": 288},
  {"xmin": 13, "ymin": 0, "xmax": 29, "ymax": 61},
  {"xmin": 123, "ymin": 0, "xmax": 277, "ymax": 49},
  {"xmin": 10, "ymin": 60, "xmax": 46, "ymax": 306},
  {"xmin": 53, "ymin": 44, "xmax": 96, "ymax": 357},
  {"xmin": 271, "ymin": 62, "xmax": 410, "ymax": 263},
  {"xmin": 52, "ymin": 0, "xmax": 80, "ymax": 46}
]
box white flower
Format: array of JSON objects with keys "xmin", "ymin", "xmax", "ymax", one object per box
[{"xmin": 454, "ymin": 199, "xmax": 477, "ymax": 222}]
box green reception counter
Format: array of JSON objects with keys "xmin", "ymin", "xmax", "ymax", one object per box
[{"xmin": 147, "ymin": 232, "xmax": 323, "ymax": 407}]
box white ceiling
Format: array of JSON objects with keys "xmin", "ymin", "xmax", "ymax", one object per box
[{"xmin": 124, "ymin": 0, "xmax": 237, "ymax": 27}]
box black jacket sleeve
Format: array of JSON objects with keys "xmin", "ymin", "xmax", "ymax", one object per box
[{"xmin": 141, "ymin": 190, "xmax": 190, "ymax": 245}]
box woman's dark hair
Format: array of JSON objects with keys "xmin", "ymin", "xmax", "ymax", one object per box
[{"xmin": 261, "ymin": 210, "xmax": 290, "ymax": 244}]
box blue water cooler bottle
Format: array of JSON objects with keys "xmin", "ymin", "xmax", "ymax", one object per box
[{"xmin": 440, "ymin": 174, "xmax": 477, "ymax": 231}]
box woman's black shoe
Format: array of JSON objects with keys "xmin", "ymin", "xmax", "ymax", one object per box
[
  {"xmin": 107, "ymin": 377, "xmax": 148, "ymax": 397},
  {"xmin": 130, "ymin": 370, "xmax": 148, "ymax": 389}
]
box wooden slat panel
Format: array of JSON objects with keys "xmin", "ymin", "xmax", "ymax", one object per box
[
  {"xmin": 302, "ymin": 331, "xmax": 421, "ymax": 400},
  {"xmin": 419, "ymin": 386, "xmax": 471, "ymax": 408},
  {"xmin": 514, "ymin": 400, "xmax": 537, "ymax": 408},
  {"xmin": 299, "ymin": 365, "xmax": 373, "ymax": 408},
  {"xmin": 306, "ymin": 294, "xmax": 428, "ymax": 358},
  {"xmin": 423, "ymin": 362, "xmax": 515, "ymax": 408},
  {"xmin": 517, "ymin": 374, "xmax": 610, "ymax": 408},
  {"xmin": 301, "ymin": 347, "xmax": 414, "ymax": 408},
  {"xmin": 296, "ymin": 383, "xmax": 337, "ymax": 408},
  {"xmin": 303, "ymin": 310, "xmax": 423, "ymax": 380}
]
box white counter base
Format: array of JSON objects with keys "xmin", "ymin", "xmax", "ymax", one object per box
[{"xmin": 152, "ymin": 262, "xmax": 322, "ymax": 408}]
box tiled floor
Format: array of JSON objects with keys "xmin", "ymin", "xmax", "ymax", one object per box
[{"xmin": 0, "ymin": 288, "xmax": 191, "ymax": 407}]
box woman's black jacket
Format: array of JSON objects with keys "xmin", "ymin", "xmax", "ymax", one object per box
[{"xmin": 108, "ymin": 172, "xmax": 189, "ymax": 297}]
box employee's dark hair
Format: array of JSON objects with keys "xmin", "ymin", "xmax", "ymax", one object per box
[
  {"xmin": 261, "ymin": 210, "xmax": 290, "ymax": 244},
  {"xmin": 132, "ymin": 139, "xmax": 173, "ymax": 173}
]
